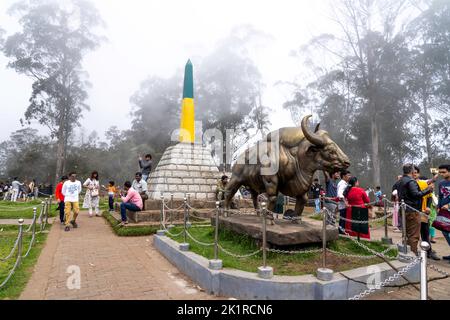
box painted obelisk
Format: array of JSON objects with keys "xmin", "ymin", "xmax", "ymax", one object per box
[
  {"xmin": 147, "ymin": 60, "xmax": 220, "ymax": 200},
  {"xmin": 179, "ymin": 60, "xmax": 195, "ymax": 143}
]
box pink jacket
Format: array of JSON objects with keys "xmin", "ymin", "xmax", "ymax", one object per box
[{"xmin": 121, "ymin": 187, "xmax": 143, "ymax": 210}]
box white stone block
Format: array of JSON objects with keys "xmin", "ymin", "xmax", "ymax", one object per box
[
  {"xmin": 176, "ymin": 171, "xmax": 190, "ymax": 178},
  {"xmin": 196, "ymin": 193, "xmax": 207, "ymax": 199},
  {"xmin": 200, "ymin": 185, "xmax": 211, "ymax": 192},
  {"xmin": 189, "ymin": 171, "xmax": 202, "ymax": 178},
  {"xmin": 189, "ymin": 185, "xmax": 200, "ymax": 192}
]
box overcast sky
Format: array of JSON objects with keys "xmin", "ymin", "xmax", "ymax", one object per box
[{"xmin": 0, "ymin": 0, "xmax": 333, "ymax": 142}]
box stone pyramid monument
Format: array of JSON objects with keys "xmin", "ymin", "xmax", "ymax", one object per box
[
  {"xmin": 147, "ymin": 60, "xmax": 221, "ymax": 200},
  {"xmin": 147, "ymin": 143, "xmax": 220, "ymax": 200}
]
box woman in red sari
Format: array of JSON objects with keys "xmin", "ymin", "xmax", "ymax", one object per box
[{"xmin": 343, "ymin": 177, "xmax": 372, "ymax": 240}]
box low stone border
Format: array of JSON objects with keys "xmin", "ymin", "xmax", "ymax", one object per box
[{"xmin": 154, "ymin": 235, "xmax": 420, "ymax": 300}]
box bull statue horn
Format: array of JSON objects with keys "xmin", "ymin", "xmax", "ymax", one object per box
[
  {"xmin": 314, "ymin": 123, "xmax": 321, "ymax": 133},
  {"xmin": 301, "ymin": 115, "xmax": 326, "ymax": 147}
]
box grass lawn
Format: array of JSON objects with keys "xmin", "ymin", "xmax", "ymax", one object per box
[
  {"xmin": 0, "ymin": 200, "xmax": 56, "ymax": 219},
  {"xmin": 166, "ymin": 226, "xmax": 398, "ymax": 276},
  {"xmin": 0, "ymin": 224, "xmax": 49, "ymax": 300}
]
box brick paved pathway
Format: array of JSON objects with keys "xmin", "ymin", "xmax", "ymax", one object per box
[{"xmin": 20, "ymin": 212, "xmax": 219, "ymax": 300}]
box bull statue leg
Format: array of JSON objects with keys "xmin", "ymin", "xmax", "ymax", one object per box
[
  {"xmin": 294, "ymin": 193, "xmax": 308, "ymax": 220},
  {"xmin": 262, "ymin": 175, "xmax": 278, "ymax": 225},
  {"xmin": 224, "ymin": 176, "xmax": 242, "ymax": 211},
  {"xmin": 249, "ymin": 189, "xmax": 259, "ymax": 212}
]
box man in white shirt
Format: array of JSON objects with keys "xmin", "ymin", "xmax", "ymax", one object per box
[
  {"xmin": 11, "ymin": 178, "xmax": 23, "ymax": 202},
  {"xmin": 62, "ymin": 172, "xmax": 82, "ymax": 232},
  {"xmin": 132, "ymin": 172, "xmax": 149, "ymax": 210},
  {"xmin": 337, "ymin": 170, "xmax": 352, "ymax": 234}
]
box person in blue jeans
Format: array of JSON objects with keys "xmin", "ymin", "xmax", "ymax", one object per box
[
  {"xmin": 310, "ymin": 179, "xmax": 323, "ymax": 214},
  {"xmin": 438, "ymin": 164, "xmax": 450, "ymax": 262},
  {"xmin": 119, "ymin": 181, "xmax": 143, "ymax": 226}
]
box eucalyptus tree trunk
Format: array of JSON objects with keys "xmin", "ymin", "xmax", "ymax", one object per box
[
  {"xmin": 422, "ymin": 97, "xmax": 433, "ymax": 168},
  {"xmin": 370, "ymin": 116, "xmax": 381, "ymax": 187},
  {"xmin": 54, "ymin": 112, "xmax": 68, "ymax": 189}
]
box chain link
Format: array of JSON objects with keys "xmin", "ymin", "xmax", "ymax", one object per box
[
  {"xmin": 323, "ymin": 208, "xmax": 397, "ymax": 260},
  {"xmin": 326, "ymin": 247, "xmax": 395, "ymax": 260},
  {"xmin": 163, "ymin": 202, "xmax": 185, "ymax": 211},
  {"xmin": 349, "ymin": 257, "xmax": 421, "ymax": 300},
  {"xmin": 160, "ymin": 220, "xmax": 185, "ymax": 238},
  {"xmin": 218, "ymin": 244, "xmax": 262, "ymax": 259},
  {"xmin": 334, "ymin": 210, "xmax": 394, "ymax": 224},
  {"xmin": 267, "ymin": 248, "xmax": 322, "ymax": 255},
  {"xmin": 185, "ymin": 230, "xmax": 215, "ymax": 247},
  {"xmin": 0, "ymin": 205, "xmax": 38, "ymax": 212},
  {"xmin": 427, "ymin": 263, "xmax": 450, "ymax": 277},
  {"xmin": 0, "ymin": 250, "xmax": 22, "ymax": 289},
  {"xmin": 0, "ymin": 236, "xmax": 19, "ymax": 262},
  {"xmin": 384, "ymin": 199, "xmax": 429, "ymax": 218}
]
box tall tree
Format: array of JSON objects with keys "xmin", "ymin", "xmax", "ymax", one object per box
[
  {"xmin": 2, "ymin": 0, "xmax": 104, "ymax": 186},
  {"xmin": 129, "ymin": 74, "xmax": 182, "ymax": 160},
  {"xmin": 197, "ymin": 25, "xmax": 270, "ymax": 170},
  {"xmin": 406, "ymin": 0, "xmax": 450, "ymax": 167},
  {"xmin": 286, "ymin": 0, "xmax": 416, "ymax": 188}
]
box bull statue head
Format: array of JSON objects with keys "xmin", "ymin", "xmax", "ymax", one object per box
[{"xmin": 301, "ymin": 115, "xmax": 350, "ymax": 173}]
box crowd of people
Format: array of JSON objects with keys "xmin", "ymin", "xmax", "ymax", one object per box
[
  {"xmin": 0, "ymin": 178, "xmax": 40, "ymax": 202},
  {"xmin": 4, "ymin": 150, "xmax": 450, "ymax": 262},
  {"xmin": 53, "ymin": 154, "xmax": 153, "ymax": 231},
  {"xmin": 320, "ymin": 164, "xmax": 450, "ymax": 262}
]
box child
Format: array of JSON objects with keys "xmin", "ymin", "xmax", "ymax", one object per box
[{"xmin": 102, "ymin": 181, "xmax": 118, "ymax": 212}]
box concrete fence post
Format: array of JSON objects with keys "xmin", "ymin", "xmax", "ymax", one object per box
[
  {"xmin": 420, "ymin": 241, "xmax": 430, "ymax": 300},
  {"xmin": 209, "ymin": 201, "xmax": 223, "ymax": 270}
]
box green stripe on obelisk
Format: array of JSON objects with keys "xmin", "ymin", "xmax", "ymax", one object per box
[{"xmin": 183, "ymin": 60, "xmax": 194, "ymax": 99}]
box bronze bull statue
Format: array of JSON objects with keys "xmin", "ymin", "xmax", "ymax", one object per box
[{"xmin": 224, "ymin": 115, "xmax": 350, "ymax": 217}]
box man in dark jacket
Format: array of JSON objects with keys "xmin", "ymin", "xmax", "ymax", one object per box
[
  {"xmin": 397, "ymin": 164, "xmax": 434, "ymax": 255},
  {"xmin": 139, "ymin": 154, "xmax": 153, "ymax": 182}
]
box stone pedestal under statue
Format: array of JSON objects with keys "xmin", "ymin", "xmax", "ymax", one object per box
[{"xmin": 212, "ymin": 215, "xmax": 339, "ymax": 247}]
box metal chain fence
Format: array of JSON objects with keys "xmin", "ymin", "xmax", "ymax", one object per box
[{"xmin": 349, "ymin": 257, "xmax": 421, "ymax": 300}]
